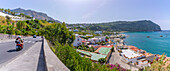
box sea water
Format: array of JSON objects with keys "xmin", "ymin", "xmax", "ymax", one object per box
[{"xmin": 124, "ymin": 30, "xmax": 170, "ymax": 57}]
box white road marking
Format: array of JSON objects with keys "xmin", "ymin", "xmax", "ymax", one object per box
[
  {"xmin": 32, "ymin": 41, "xmax": 35, "ymax": 43},
  {"xmin": 28, "ymin": 41, "xmax": 31, "ymax": 43}
]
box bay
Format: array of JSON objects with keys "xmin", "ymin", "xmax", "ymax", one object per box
[{"xmin": 124, "ymin": 30, "xmax": 170, "ymax": 57}]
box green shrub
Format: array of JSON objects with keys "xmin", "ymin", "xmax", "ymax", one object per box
[
  {"xmin": 2, "ymin": 20, "xmax": 5, "ymax": 23},
  {"xmin": 98, "ymin": 58, "xmax": 106, "ymax": 64},
  {"xmin": 111, "ymin": 46, "xmax": 114, "ymax": 52}
]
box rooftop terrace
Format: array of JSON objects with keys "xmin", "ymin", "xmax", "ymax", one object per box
[{"xmin": 121, "ymin": 49, "xmax": 143, "ymax": 59}]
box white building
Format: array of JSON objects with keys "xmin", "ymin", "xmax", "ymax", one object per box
[
  {"xmin": 73, "ymin": 34, "xmax": 82, "ymax": 47},
  {"xmin": 121, "ymin": 49, "xmax": 145, "ymax": 63},
  {"xmin": 88, "ymin": 36, "xmax": 106, "ymax": 44},
  {"xmin": 94, "ymin": 31, "xmax": 102, "ymax": 34},
  {"xmin": 86, "ymin": 34, "xmax": 93, "ymax": 37},
  {"xmin": 94, "ymin": 36, "xmax": 106, "ymax": 42},
  {"xmin": 0, "ymin": 12, "xmax": 27, "ymax": 21},
  {"xmin": 73, "ymin": 29, "xmax": 79, "ymax": 32},
  {"xmin": 136, "ymin": 59, "xmax": 150, "ymax": 68}
]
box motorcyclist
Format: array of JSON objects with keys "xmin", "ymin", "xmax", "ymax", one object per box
[{"xmin": 15, "ymin": 36, "xmax": 23, "ymax": 49}]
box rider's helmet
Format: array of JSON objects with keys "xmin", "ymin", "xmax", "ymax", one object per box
[{"xmin": 18, "ymin": 36, "xmax": 21, "ymax": 38}]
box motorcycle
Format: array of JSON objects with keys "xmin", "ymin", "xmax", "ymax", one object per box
[
  {"xmin": 15, "ymin": 40, "xmax": 23, "ymax": 51},
  {"xmin": 16, "ymin": 44, "xmax": 22, "ymax": 51}
]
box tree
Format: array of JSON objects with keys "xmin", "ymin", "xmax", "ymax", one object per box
[
  {"xmin": 11, "ymin": 12, "xmax": 15, "ymax": 15},
  {"xmin": 0, "ymin": 8, "xmax": 4, "ymax": 12},
  {"xmin": 7, "ymin": 21, "xmax": 11, "ymax": 25},
  {"xmin": 1, "ymin": 8, "xmax": 4, "ymax": 12},
  {"xmin": 42, "ymin": 22, "xmax": 75, "ymax": 45},
  {"xmin": 5, "ymin": 16, "xmax": 11, "ymax": 20},
  {"xmin": 91, "ymin": 47, "xmax": 94, "ymax": 52},
  {"xmin": 20, "ymin": 13, "xmax": 25, "ymax": 17},
  {"xmin": 145, "ymin": 54, "xmax": 170, "ymax": 71},
  {"xmin": 7, "ymin": 9, "xmax": 11, "ymax": 14},
  {"xmin": 106, "ymin": 36, "xmax": 109, "ymax": 39},
  {"xmin": 16, "ymin": 21, "xmax": 26, "ymax": 30},
  {"xmin": 111, "ymin": 46, "xmax": 114, "ymax": 52},
  {"xmin": 15, "ymin": 29, "xmax": 22, "ymax": 35},
  {"xmin": 4, "ymin": 9, "xmax": 8, "ymax": 13},
  {"xmin": 7, "ymin": 25, "xmax": 15, "ymax": 35},
  {"xmin": 98, "ymin": 58, "xmax": 106, "ymax": 64}
]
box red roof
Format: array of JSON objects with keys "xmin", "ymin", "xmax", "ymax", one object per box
[
  {"xmin": 82, "ymin": 41, "xmax": 86, "ymax": 42},
  {"xmin": 99, "ymin": 45, "xmax": 113, "ymax": 48},
  {"xmin": 128, "ymin": 46, "xmax": 139, "ymax": 52}
]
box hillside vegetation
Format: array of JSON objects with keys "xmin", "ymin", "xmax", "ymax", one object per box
[
  {"xmin": 72, "ymin": 20, "xmax": 161, "ymax": 32},
  {"xmin": 11, "ymin": 8, "xmax": 61, "ymax": 23},
  {"xmin": 0, "ymin": 16, "xmax": 55, "ymax": 35}
]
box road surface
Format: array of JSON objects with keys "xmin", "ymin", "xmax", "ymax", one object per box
[{"xmin": 0, "ymin": 37, "xmax": 41, "ymax": 65}]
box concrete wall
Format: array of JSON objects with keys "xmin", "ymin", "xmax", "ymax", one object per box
[
  {"xmin": 0, "ymin": 34, "xmax": 27, "ymax": 40},
  {"xmin": 43, "ymin": 39, "xmax": 70, "ymax": 71}
]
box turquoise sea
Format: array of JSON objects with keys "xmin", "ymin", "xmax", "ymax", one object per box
[{"xmin": 124, "ymin": 30, "xmax": 170, "ymax": 57}]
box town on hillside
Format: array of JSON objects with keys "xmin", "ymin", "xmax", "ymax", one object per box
[
  {"xmin": 68, "ymin": 25, "xmax": 168, "ymax": 70},
  {"xmin": 0, "ymin": 8, "xmax": 35, "ymax": 21}
]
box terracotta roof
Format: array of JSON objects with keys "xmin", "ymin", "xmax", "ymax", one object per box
[
  {"xmin": 128, "ymin": 46, "xmax": 140, "ymax": 52},
  {"xmin": 82, "ymin": 41, "xmax": 86, "ymax": 42},
  {"xmin": 93, "ymin": 45, "xmax": 101, "ymax": 48}
]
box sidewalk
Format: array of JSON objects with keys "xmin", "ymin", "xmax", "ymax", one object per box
[{"xmin": 0, "ymin": 41, "xmax": 44, "ymax": 71}]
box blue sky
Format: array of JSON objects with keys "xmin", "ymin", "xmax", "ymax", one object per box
[{"xmin": 0, "ymin": 0, "xmax": 170, "ymax": 30}]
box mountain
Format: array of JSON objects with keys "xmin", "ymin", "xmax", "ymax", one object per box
[
  {"xmin": 72, "ymin": 20, "xmax": 161, "ymax": 32},
  {"xmin": 11, "ymin": 8, "xmax": 61, "ymax": 23}
]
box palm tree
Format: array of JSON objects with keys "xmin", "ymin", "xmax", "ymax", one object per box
[
  {"xmin": 4, "ymin": 9, "xmax": 8, "ymax": 13},
  {"xmin": 0, "ymin": 8, "xmax": 4, "ymax": 12},
  {"xmin": 20, "ymin": 13, "xmax": 25, "ymax": 17},
  {"xmin": 0, "ymin": 8, "xmax": 2, "ymax": 12},
  {"xmin": 2, "ymin": 8, "xmax": 4, "ymax": 11},
  {"xmin": 7, "ymin": 9, "xmax": 11, "ymax": 14},
  {"xmin": 11, "ymin": 12, "xmax": 15, "ymax": 15}
]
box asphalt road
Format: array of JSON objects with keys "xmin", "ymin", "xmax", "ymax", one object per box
[{"xmin": 0, "ymin": 37, "xmax": 41, "ymax": 65}]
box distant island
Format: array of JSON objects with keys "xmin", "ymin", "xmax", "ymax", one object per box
[{"xmin": 70, "ymin": 20, "xmax": 161, "ymax": 32}]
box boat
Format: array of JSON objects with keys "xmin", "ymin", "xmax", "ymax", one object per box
[{"xmin": 160, "ymin": 35, "xmax": 163, "ymax": 37}]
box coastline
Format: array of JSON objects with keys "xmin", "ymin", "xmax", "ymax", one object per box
[{"xmin": 123, "ymin": 33, "xmax": 170, "ymax": 62}]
